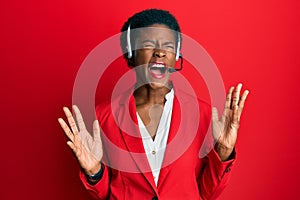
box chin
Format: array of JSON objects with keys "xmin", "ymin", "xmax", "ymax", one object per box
[{"xmin": 148, "ymin": 80, "xmax": 170, "ymax": 89}]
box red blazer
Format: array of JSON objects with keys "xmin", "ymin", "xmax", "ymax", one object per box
[{"xmin": 80, "ymin": 86, "xmax": 235, "ymax": 200}]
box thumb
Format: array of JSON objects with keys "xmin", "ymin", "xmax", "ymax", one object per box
[
  {"xmin": 93, "ymin": 120, "xmax": 101, "ymax": 142},
  {"xmin": 212, "ymin": 107, "xmax": 219, "ymax": 122}
]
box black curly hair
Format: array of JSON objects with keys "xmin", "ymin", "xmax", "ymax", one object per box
[{"xmin": 120, "ymin": 9, "xmax": 182, "ymax": 66}]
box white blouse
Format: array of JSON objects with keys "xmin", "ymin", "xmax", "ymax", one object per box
[{"xmin": 136, "ymin": 89, "xmax": 174, "ymax": 186}]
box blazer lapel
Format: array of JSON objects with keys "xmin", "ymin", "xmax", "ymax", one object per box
[{"xmin": 167, "ymin": 95, "xmax": 181, "ymax": 144}]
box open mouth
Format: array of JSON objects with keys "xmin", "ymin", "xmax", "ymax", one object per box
[{"xmin": 148, "ymin": 62, "xmax": 167, "ymax": 79}]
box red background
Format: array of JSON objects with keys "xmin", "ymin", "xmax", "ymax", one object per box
[{"xmin": 1, "ymin": 0, "xmax": 299, "ymax": 199}]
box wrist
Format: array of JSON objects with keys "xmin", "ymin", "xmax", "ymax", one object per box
[
  {"xmin": 85, "ymin": 163, "xmax": 104, "ymax": 184},
  {"xmin": 214, "ymin": 143, "xmax": 234, "ymax": 161},
  {"xmin": 85, "ymin": 163, "xmax": 101, "ymax": 176}
]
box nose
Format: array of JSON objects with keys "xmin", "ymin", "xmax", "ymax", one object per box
[{"xmin": 154, "ymin": 48, "xmax": 166, "ymax": 58}]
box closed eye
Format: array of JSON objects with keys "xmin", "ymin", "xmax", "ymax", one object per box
[
  {"xmin": 165, "ymin": 45, "xmax": 174, "ymax": 49},
  {"xmin": 163, "ymin": 42, "xmax": 175, "ymax": 51},
  {"xmin": 141, "ymin": 40, "xmax": 155, "ymax": 49}
]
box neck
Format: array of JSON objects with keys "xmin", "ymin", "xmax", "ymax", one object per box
[{"xmin": 134, "ymin": 83, "xmax": 172, "ymax": 106}]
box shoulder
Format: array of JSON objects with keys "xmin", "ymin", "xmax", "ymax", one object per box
[
  {"xmin": 95, "ymin": 86, "xmax": 134, "ymax": 124},
  {"xmin": 174, "ymin": 87, "xmax": 211, "ymax": 115}
]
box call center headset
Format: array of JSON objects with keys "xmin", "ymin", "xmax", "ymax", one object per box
[{"xmin": 126, "ymin": 25, "xmax": 183, "ymax": 73}]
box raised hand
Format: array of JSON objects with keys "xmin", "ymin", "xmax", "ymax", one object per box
[
  {"xmin": 58, "ymin": 105, "xmax": 103, "ymax": 176},
  {"xmin": 212, "ymin": 83, "xmax": 249, "ymax": 161}
]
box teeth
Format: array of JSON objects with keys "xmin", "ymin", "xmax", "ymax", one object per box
[
  {"xmin": 149, "ymin": 63, "xmax": 167, "ymax": 75},
  {"xmin": 151, "ymin": 64, "xmax": 165, "ymax": 68}
]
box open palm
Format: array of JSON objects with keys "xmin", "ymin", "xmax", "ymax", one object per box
[
  {"xmin": 212, "ymin": 83, "xmax": 249, "ymax": 161},
  {"xmin": 58, "ymin": 105, "xmax": 103, "ymax": 175}
]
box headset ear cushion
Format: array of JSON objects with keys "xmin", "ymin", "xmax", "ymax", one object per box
[{"xmin": 127, "ymin": 57, "xmax": 135, "ymax": 67}]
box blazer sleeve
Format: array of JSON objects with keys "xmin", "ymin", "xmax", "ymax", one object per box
[
  {"xmin": 78, "ymin": 102, "xmax": 114, "ymax": 199},
  {"xmin": 79, "ymin": 164, "xmax": 110, "ymax": 200},
  {"xmin": 198, "ymin": 148, "xmax": 236, "ymax": 200}
]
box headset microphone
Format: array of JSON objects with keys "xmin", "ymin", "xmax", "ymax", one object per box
[
  {"xmin": 168, "ymin": 53, "xmax": 183, "ymax": 73},
  {"xmin": 168, "ymin": 68, "xmax": 177, "ymax": 73}
]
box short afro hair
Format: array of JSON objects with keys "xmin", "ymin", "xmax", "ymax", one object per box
[{"xmin": 120, "ymin": 9, "xmax": 182, "ymax": 66}]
